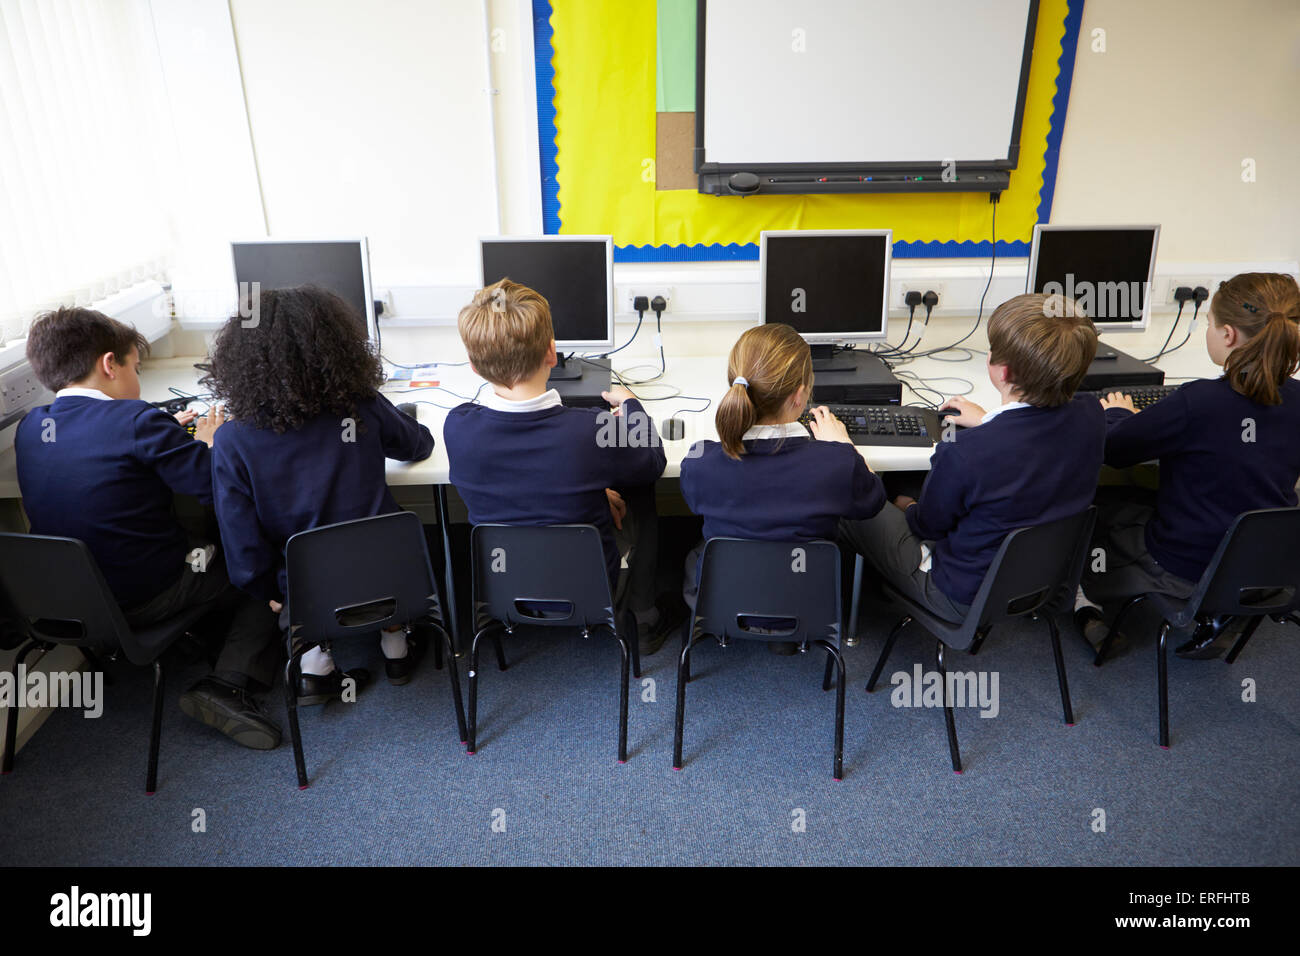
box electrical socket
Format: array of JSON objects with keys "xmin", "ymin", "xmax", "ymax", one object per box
[
  {"xmin": 624, "ymin": 288, "xmax": 673, "ymax": 313},
  {"xmin": 898, "ymin": 283, "xmax": 947, "ymax": 309},
  {"xmin": 0, "ymin": 362, "xmax": 51, "ymax": 423},
  {"xmin": 1164, "ymin": 278, "xmax": 1215, "ymax": 305}
]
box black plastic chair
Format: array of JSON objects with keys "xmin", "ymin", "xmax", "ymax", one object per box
[
  {"xmin": 0, "ymin": 532, "xmax": 214, "ymax": 793},
  {"xmin": 467, "ymin": 524, "xmax": 635, "ymax": 763},
  {"xmin": 1089, "ymin": 507, "xmax": 1300, "ymax": 748},
  {"xmin": 283, "ymin": 511, "xmax": 466, "ymax": 788},
  {"xmin": 863, "ymin": 509, "xmax": 1095, "ymax": 773},
  {"xmin": 674, "ymin": 538, "xmax": 847, "ymax": 780}
]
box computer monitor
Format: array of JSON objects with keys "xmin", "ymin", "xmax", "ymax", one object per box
[
  {"xmin": 760, "ymin": 230, "xmax": 891, "ymax": 368},
  {"xmin": 1027, "ymin": 225, "xmax": 1160, "ymax": 331},
  {"xmin": 480, "ymin": 236, "xmax": 614, "ymax": 380},
  {"xmin": 231, "ymin": 238, "xmax": 376, "ymax": 340}
]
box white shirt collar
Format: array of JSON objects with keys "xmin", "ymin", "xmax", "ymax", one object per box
[
  {"xmin": 481, "ymin": 387, "xmax": 563, "ymax": 413},
  {"xmin": 55, "ymin": 387, "xmax": 114, "ymax": 401},
  {"xmin": 980, "ymin": 400, "xmax": 1032, "ymax": 424},
  {"xmin": 742, "ymin": 422, "xmax": 810, "ymax": 441}
]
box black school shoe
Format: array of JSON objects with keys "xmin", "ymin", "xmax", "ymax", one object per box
[
  {"xmin": 296, "ymin": 668, "xmax": 372, "ymax": 705},
  {"xmin": 638, "ymin": 593, "xmax": 690, "ymax": 656},
  {"xmin": 1176, "ymin": 616, "xmax": 1246, "ymax": 660},
  {"xmin": 384, "ymin": 631, "xmax": 426, "ymax": 686},
  {"xmin": 179, "ymin": 676, "xmax": 281, "ymax": 751},
  {"xmin": 1074, "ymin": 606, "xmax": 1119, "ymax": 652}
]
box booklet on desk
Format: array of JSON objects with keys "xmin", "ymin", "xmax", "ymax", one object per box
[{"xmin": 385, "ymin": 365, "xmax": 441, "ymax": 389}]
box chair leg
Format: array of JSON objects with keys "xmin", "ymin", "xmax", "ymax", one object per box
[
  {"xmin": 1096, "ymin": 594, "xmax": 1147, "ymax": 667},
  {"xmin": 435, "ymin": 484, "xmax": 462, "ymax": 655},
  {"xmin": 2, "ymin": 639, "xmax": 43, "ymax": 774},
  {"xmin": 817, "ymin": 640, "xmax": 847, "ymax": 780},
  {"xmin": 435, "ymin": 625, "xmax": 468, "ymax": 744},
  {"xmin": 936, "ymin": 640, "xmax": 961, "ymax": 773},
  {"xmin": 968, "ymin": 626, "xmax": 989, "ymax": 657},
  {"xmin": 866, "ymin": 615, "xmax": 911, "ymax": 692},
  {"xmin": 822, "ymin": 650, "xmax": 835, "ymax": 691},
  {"xmin": 145, "ymin": 659, "xmax": 165, "ymax": 794},
  {"xmin": 680, "ymin": 617, "xmax": 694, "ymax": 683},
  {"xmin": 846, "ymin": 554, "xmax": 864, "ymax": 648},
  {"xmin": 283, "ymin": 649, "xmax": 309, "ymax": 789},
  {"xmin": 672, "ymin": 637, "xmax": 703, "ymax": 769},
  {"xmin": 1224, "ymin": 615, "xmax": 1264, "ymax": 664},
  {"xmin": 1157, "ymin": 621, "xmax": 1170, "ymax": 749},
  {"xmin": 614, "ymin": 631, "xmax": 630, "ymax": 764},
  {"xmin": 1047, "ymin": 616, "xmax": 1075, "ymax": 726},
  {"xmin": 466, "ymin": 629, "xmax": 491, "ymax": 754},
  {"xmin": 625, "ymin": 609, "xmax": 642, "ymax": 680}
]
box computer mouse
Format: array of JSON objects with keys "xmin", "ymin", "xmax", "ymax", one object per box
[
  {"xmin": 662, "ymin": 417, "xmax": 685, "ymax": 441},
  {"xmin": 397, "ymin": 402, "xmax": 419, "ymax": 419},
  {"xmin": 937, "ymin": 407, "xmax": 961, "ymax": 418}
]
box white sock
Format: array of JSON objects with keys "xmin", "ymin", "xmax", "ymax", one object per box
[
  {"xmin": 300, "ymin": 646, "xmax": 335, "ymax": 676},
  {"xmin": 381, "ymin": 628, "xmax": 409, "ymax": 660},
  {"xmin": 1074, "ymin": 586, "xmax": 1102, "ymax": 614}
]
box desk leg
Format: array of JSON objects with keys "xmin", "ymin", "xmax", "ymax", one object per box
[{"xmin": 435, "ymin": 484, "xmax": 462, "ymax": 656}]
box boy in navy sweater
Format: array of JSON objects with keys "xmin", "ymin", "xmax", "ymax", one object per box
[
  {"xmin": 1081, "ymin": 273, "xmax": 1300, "ymax": 657},
  {"xmin": 203, "ymin": 287, "xmax": 435, "ymax": 696},
  {"xmin": 841, "ymin": 293, "xmax": 1105, "ymax": 620},
  {"xmin": 443, "ymin": 280, "xmax": 669, "ymax": 651},
  {"xmin": 16, "ymin": 307, "xmax": 281, "ymax": 750}
]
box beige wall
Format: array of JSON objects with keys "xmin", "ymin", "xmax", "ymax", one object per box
[{"xmin": 1052, "ymin": 0, "xmax": 1300, "ymax": 261}]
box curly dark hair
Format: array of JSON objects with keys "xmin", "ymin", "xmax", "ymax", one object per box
[{"xmin": 199, "ymin": 286, "xmax": 383, "ymax": 432}]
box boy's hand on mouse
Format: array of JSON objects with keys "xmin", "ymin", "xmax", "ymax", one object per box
[
  {"xmin": 939, "ymin": 396, "xmax": 984, "ymax": 428},
  {"xmin": 1099, "ymin": 392, "xmax": 1138, "ymax": 414},
  {"xmin": 807, "ymin": 405, "xmax": 853, "ymax": 445},
  {"xmin": 602, "ymin": 386, "xmax": 637, "ymax": 414},
  {"xmin": 194, "ymin": 405, "xmax": 226, "ymax": 446},
  {"xmin": 173, "ymin": 409, "xmax": 198, "ymax": 427},
  {"xmin": 605, "ymin": 488, "xmax": 626, "ymax": 530}
]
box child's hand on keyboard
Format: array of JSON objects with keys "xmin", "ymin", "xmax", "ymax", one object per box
[
  {"xmin": 806, "ymin": 405, "xmax": 853, "ymax": 445},
  {"xmin": 1099, "ymin": 392, "xmax": 1138, "ymax": 414},
  {"xmin": 173, "ymin": 409, "xmax": 198, "ymax": 427},
  {"xmin": 194, "ymin": 405, "xmax": 227, "ymax": 446},
  {"xmin": 939, "ymin": 397, "xmax": 985, "ymax": 428}
]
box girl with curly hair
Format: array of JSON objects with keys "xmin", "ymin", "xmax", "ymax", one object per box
[{"xmin": 202, "ymin": 286, "xmax": 435, "ymax": 700}]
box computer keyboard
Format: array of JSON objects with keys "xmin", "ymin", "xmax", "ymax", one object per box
[
  {"xmin": 1081, "ymin": 384, "xmax": 1178, "ymax": 410},
  {"xmin": 799, "ymin": 403, "xmax": 941, "ymax": 447}
]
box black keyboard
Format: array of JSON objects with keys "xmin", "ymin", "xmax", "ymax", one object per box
[
  {"xmin": 799, "ymin": 404, "xmax": 940, "ymax": 447},
  {"xmin": 1081, "ymin": 385, "xmax": 1177, "ymax": 410}
]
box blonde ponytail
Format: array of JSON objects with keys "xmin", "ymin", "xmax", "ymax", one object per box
[{"xmin": 714, "ymin": 324, "xmax": 814, "ymax": 460}]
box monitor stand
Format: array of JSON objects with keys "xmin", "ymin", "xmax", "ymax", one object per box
[
  {"xmin": 809, "ymin": 344, "xmax": 859, "ymax": 372},
  {"xmin": 549, "ymin": 354, "xmax": 585, "ymax": 381}
]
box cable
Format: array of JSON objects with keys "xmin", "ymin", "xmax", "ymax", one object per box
[
  {"xmin": 1148, "ymin": 287, "xmax": 1207, "ymax": 362},
  {"xmin": 903, "ymin": 194, "xmax": 999, "ymax": 361},
  {"xmin": 587, "ymin": 297, "xmax": 648, "ymax": 359},
  {"xmin": 1140, "ymin": 287, "xmax": 1192, "ymax": 362},
  {"xmin": 621, "ymin": 295, "xmax": 669, "ymax": 384}
]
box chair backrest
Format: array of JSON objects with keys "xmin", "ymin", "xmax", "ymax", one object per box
[
  {"xmin": 1177, "ymin": 507, "xmax": 1300, "ymax": 627},
  {"xmin": 692, "ymin": 537, "xmax": 842, "ymax": 646},
  {"xmin": 285, "ymin": 511, "xmax": 442, "ymax": 642},
  {"xmin": 965, "ymin": 508, "xmax": 1096, "ymax": 637},
  {"xmin": 0, "ymin": 532, "xmax": 133, "ymax": 657},
  {"xmin": 470, "ymin": 524, "xmax": 615, "ymax": 631}
]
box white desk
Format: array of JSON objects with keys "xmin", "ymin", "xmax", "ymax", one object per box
[{"xmin": 0, "ymin": 321, "xmax": 1226, "ymax": 499}]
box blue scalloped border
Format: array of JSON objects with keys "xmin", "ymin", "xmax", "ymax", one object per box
[{"xmin": 532, "ymin": 0, "xmax": 1082, "ymax": 261}]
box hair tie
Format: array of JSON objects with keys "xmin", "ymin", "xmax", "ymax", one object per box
[
  {"xmin": 733, "ymin": 376, "xmax": 749, "ymax": 389},
  {"xmin": 1267, "ymin": 310, "xmax": 1288, "ymax": 324}
]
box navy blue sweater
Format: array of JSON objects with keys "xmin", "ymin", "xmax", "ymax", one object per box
[
  {"xmin": 1104, "ymin": 376, "xmax": 1300, "ymax": 582},
  {"xmin": 907, "ymin": 396, "xmax": 1106, "ymax": 606},
  {"xmin": 680, "ymin": 433, "xmax": 886, "ymax": 542},
  {"xmin": 211, "ymin": 394, "xmax": 434, "ymax": 601},
  {"xmin": 443, "ymin": 398, "xmax": 666, "ymax": 585},
  {"xmin": 16, "ymin": 396, "xmax": 212, "ymax": 605}
]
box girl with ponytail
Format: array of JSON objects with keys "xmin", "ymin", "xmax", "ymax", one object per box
[
  {"xmin": 1082, "ymin": 273, "xmax": 1300, "ymax": 658},
  {"xmin": 679, "ymin": 324, "xmax": 887, "ymax": 621}
]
